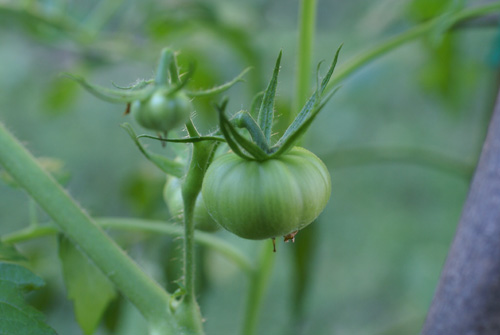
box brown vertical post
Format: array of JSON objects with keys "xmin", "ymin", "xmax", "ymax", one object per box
[{"xmin": 423, "ymin": 89, "xmax": 500, "ymax": 334}]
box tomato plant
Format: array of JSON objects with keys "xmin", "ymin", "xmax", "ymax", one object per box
[{"xmin": 0, "ymin": 1, "xmax": 499, "ymax": 335}]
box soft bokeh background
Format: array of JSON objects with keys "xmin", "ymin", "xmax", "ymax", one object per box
[{"xmin": 1, "ymin": 0, "xmax": 499, "ymax": 334}]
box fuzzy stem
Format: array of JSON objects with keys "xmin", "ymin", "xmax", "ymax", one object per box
[
  {"xmin": 0, "ymin": 122, "xmax": 174, "ymax": 333},
  {"xmin": 176, "ymin": 119, "xmax": 213, "ymax": 334}
]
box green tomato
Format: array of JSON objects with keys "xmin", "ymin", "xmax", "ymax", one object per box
[
  {"xmin": 201, "ymin": 147, "xmax": 331, "ymax": 240},
  {"xmin": 163, "ymin": 177, "xmax": 219, "ymax": 232},
  {"xmin": 132, "ymin": 90, "xmax": 192, "ymax": 133}
]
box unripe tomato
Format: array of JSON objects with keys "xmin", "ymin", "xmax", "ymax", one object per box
[
  {"xmin": 201, "ymin": 147, "xmax": 331, "ymax": 240},
  {"xmin": 132, "ymin": 90, "xmax": 192, "ymax": 133},
  {"xmin": 164, "ymin": 177, "xmax": 219, "ymax": 232}
]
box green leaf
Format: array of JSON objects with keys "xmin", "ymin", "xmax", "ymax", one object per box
[
  {"xmin": 58, "ymin": 236, "xmax": 117, "ymax": 335},
  {"xmin": 121, "ymin": 123, "xmax": 185, "ymax": 178},
  {"xmin": 0, "ymin": 241, "xmax": 26, "ymax": 262},
  {"xmin": 185, "ymin": 67, "xmax": 251, "ymax": 97},
  {"xmin": 63, "ymin": 74, "xmax": 154, "ymax": 104},
  {"xmin": 257, "ymin": 51, "xmax": 282, "ymax": 143},
  {"xmin": 0, "ymin": 262, "xmax": 56, "ymax": 335}
]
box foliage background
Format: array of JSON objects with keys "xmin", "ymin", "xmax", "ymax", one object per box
[{"xmin": 0, "ymin": 0, "xmax": 498, "ymax": 334}]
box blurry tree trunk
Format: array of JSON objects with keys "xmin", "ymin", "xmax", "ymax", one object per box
[{"xmin": 422, "ymin": 87, "xmax": 500, "ymax": 334}]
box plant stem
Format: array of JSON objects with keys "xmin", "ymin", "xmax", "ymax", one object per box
[
  {"xmin": 328, "ymin": 2, "xmax": 500, "ymax": 89},
  {"xmin": 242, "ymin": 242, "xmax": 275, "ymax": 335},
  {"xmin": 1, "ymin": 218, "xmax": 254, "ymax": 274},
  {"xmin": 0, "ymin": 122, "xmax": 175, "ymax": 333},
  {"xmin": 175, "ymin": 119, "xmax": 213, "ymax": 334},
  {"xmin": 294, "ymin": 0, "xmax": 317, "ymax": 115}
]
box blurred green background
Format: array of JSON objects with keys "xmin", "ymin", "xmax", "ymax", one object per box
[{"xmin": 0, "ymin": 0, "xmax": 499, "ymax": 334}]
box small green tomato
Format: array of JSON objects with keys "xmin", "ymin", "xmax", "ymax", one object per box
[
  {"xmin": 132, "ymin": 90, "xmax": 192, "ymax": 133},
  {"xmin": 164, "ymin": 177, "xmax": 219, "ymax": 232},
  {"xmin": 201, "ymin": 147, "xmax": 331, "ymax": 240}
]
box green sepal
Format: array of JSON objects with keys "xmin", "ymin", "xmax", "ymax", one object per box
[
  {"xmin": 218, "ymin": 105, "xmax": 269, "ymax": 160},
  {"xmin": 234, "ymin": 111, "xmax": 269, "ymax": 152},
  {"xmin": 185, "ymin": 67, "xmax": 251, "ymax": 97},
  {"xmin": 257, "ymin": 51, "xmax": 282, "ymax": 143},
  {"xmin": 214, "ymin": 101, "xmax": 254, "ymax": 161},
  {"xmin": 111, "ymin": 79, "xmax": 153, "ymax": 90},
  {"xmin": 271, "ymin": 86, "xmax": 340, "ymax": 157},
  {"xmin": 137, "ymin": 134, "xmax": 226, "ymax": 143},
  {"xmin": 0, "ymin": 262, "xmax": 56, "ymax": 335},
  {"xmin": 63, "ymin": 74, "xmax": 155, "ymax": 103},
  {"xmin": 121, "ymin": 123, "xmax": 185, "ymax": 178},
  {"xmin": 320, "ymin": 44, "xmax": 342, "ymax": 94},
  {"xmin": 272, "ymin": 46, "xmax": 342, "ymax": 154}
]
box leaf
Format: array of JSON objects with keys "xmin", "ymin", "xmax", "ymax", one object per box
[
  {"xmin": 58, "ymin": 236, "xmax": 117, "ymax": 335},
  {"xmin": 185, "ymin": 67, "xmax": 251, "ymax": 97},
  {"xmin": 63, "ymin": 74, "xmax": 154, "ymax": 104},
  {"xmin": 0, "ymin": 262, "xmax": 56, "ymax": 335},
  {"xmin": 121, "ymin": 123, "xmax": 185, "ymax": 178},
  {"xmin": 257, "ymin": 51, "xmax": 282, "ymax": 143},
  {"xmin": 0, "ymin": 241, "xmax": 26, "ymax": 262}
]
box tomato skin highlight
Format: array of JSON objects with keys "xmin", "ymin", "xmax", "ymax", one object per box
[
  {"xmin": 201, "ymin": 147, "xmax": 331, "ymax": 240},
  {"xmin": 132, "ymin": 91, "xmax": 192, "ymax": 133},
  {"xmin": 164, "ymin": 177, "xmax": 219, "ymax": 232}
]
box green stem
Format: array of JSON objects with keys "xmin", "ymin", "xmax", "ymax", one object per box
[
  {"xmin": 328, "ymin": 2, "xmax": 500, "ymax": 89},
  {"xmin": 294, "ymin": 0, "xmax": 317, "ymax": 115},
  {"xmin": 242, "ymin": 242, "xmax": 275, "ymax": 335},
  {"xmin": 156, "ymin": 48, "xmax": 175, "ymax": 86},
  {"xmin": 1, "ymin": 218, "xmax": 253, "ymax": 274},
  {"xmin": 0, "ymin": 122, "xmax": 175, "ymax": 333},
  {"xmin": 176, "ymin": 119, "xmax": 212, "ymax": 334}
]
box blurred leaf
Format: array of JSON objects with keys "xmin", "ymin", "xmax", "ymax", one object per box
[
  {"xmin": 121, "ymin": 167, "xmax": 166, "ymax": 218},
  {"xmin": 0, "ymin": 3, "xmax": 78, "ymax": 41},
  {"xmin": 0, "ymin": 241, "xmax": 27, "ymax": 262},
  {"xmin": 407, "ymin": 0, "xmax": 454, "ymax": 21},
  {"xmin": 418, "ymin": 33, "xmax": 456, "ymax": 100},
  {"xmin": 0, "ymin": 262, "xmax": 56, "ymax": 335},
  {"xmin": 58, "ymin": 236, "xmax": 117, "ymax": 335},
  {"xmin": 43, "ymin": 77, "xmax": 80, "ymax": 115}
]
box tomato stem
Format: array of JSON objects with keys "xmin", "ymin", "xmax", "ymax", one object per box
[{"xmin": 178, "ymin": 118, "xmax": 215, "ymax": 333}]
